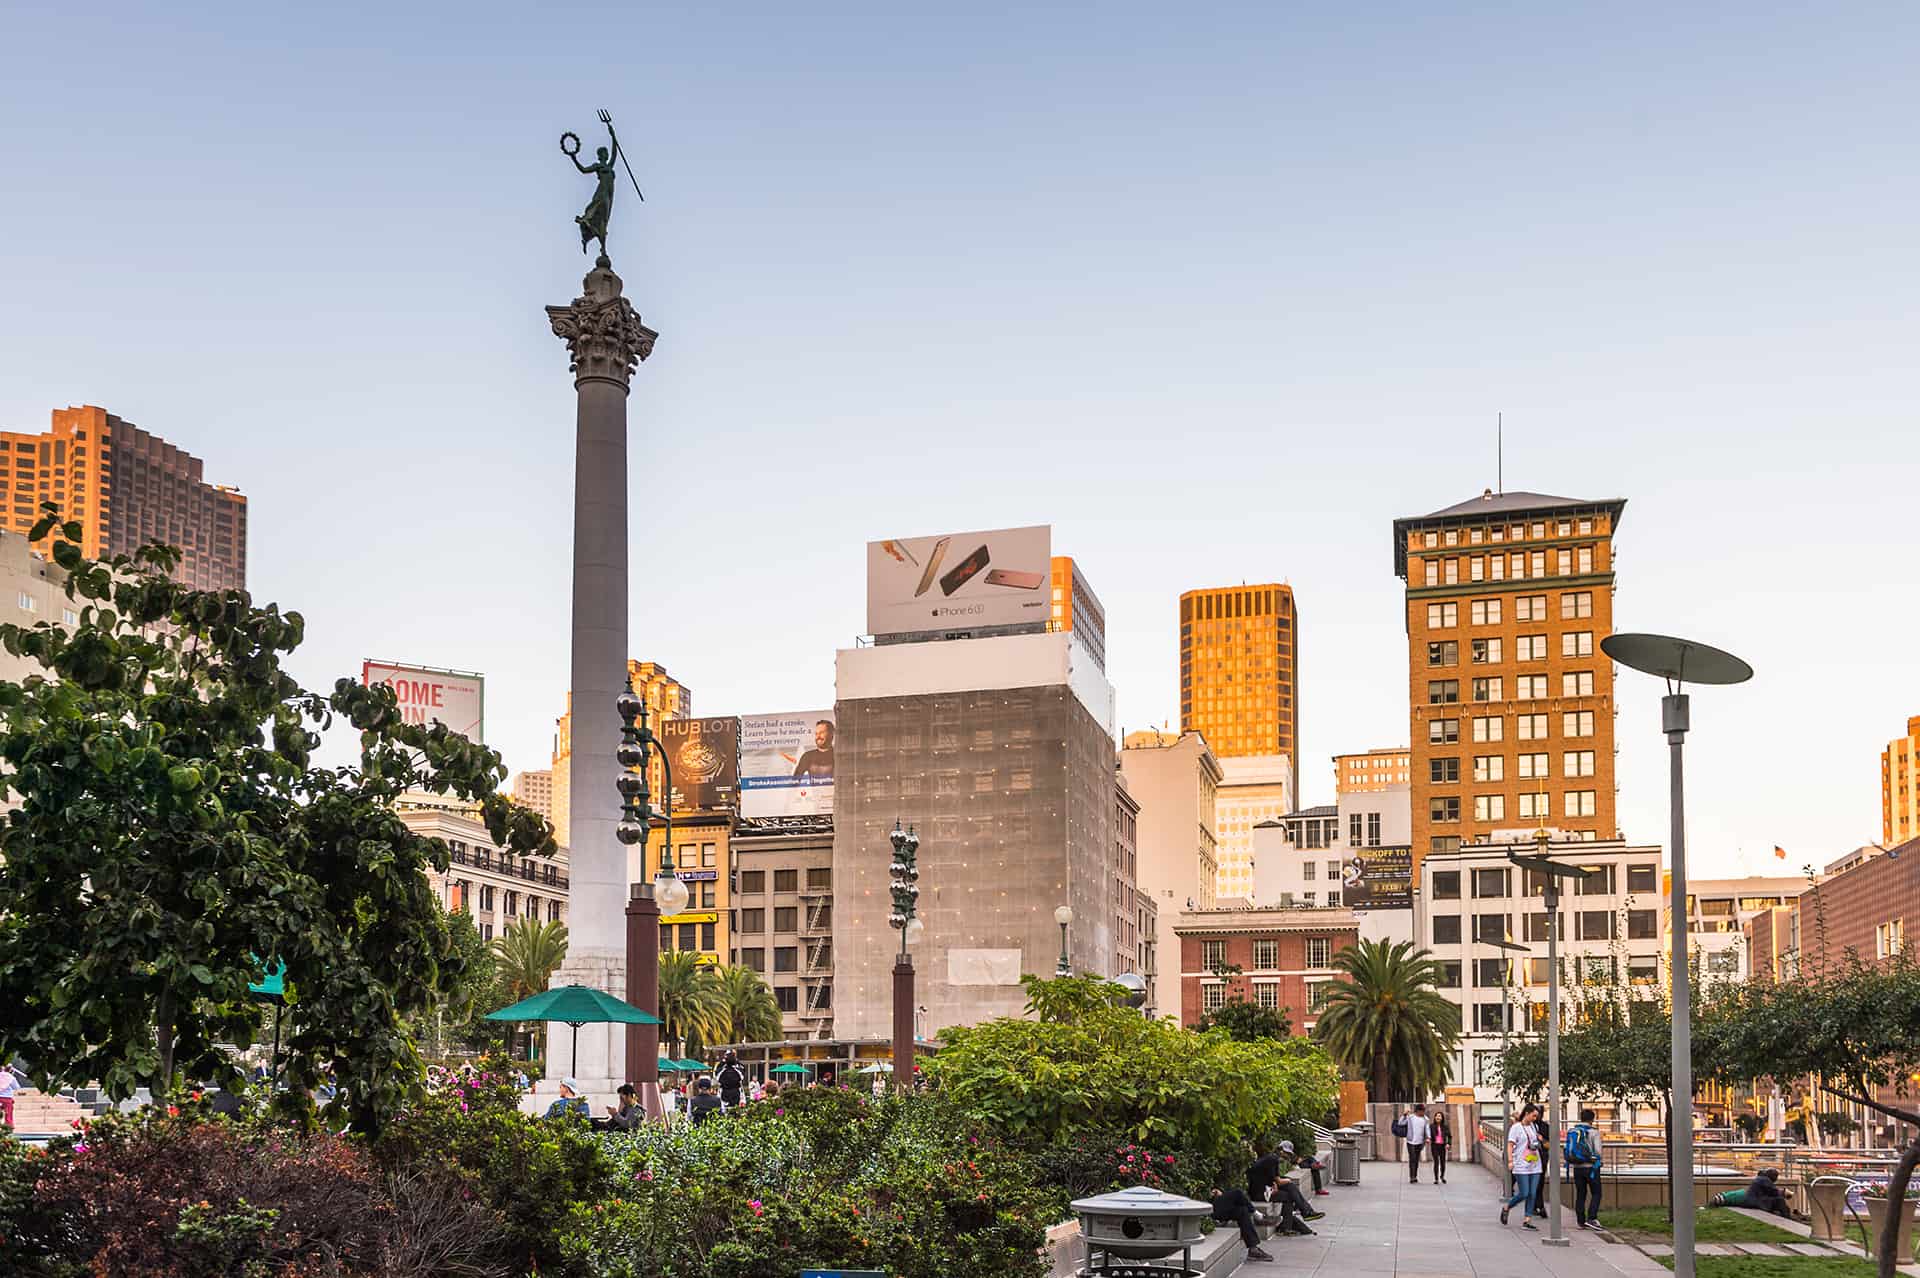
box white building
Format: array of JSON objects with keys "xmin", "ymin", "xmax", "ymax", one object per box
[
  {"xmin": 1212, "ymin": 754, "xmax": 1295, "ymax": 900},
  {"xmin": 0, "ymin": 530, "xmax": 77, "ymax": 684},
  {"xmin": 1249, "ymin": 784, "xmax": 1411, "ymax": 913},
  {"xmin": 1668, "ymin": 874, "xmax": 1808, "ymax": 985},
  {"xmin": 397, "ymin": 800, "xmax": 571, "ymax": 942}
]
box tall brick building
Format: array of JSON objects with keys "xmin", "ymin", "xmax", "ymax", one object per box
[
  {"xmin": 0, "ymin": 405, "xmax": 247, "ymax": 591},
  {"xmin": 1394, "ymin": 490, "xmax": 1625, "ymax": 881}
]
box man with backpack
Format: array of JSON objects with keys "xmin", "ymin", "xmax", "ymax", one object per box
[
  {"xmin": 1565, "ymin": 1108, "xmax": 1604, "ymax": 1229},
  {"xmin": 1394, "ymin": 1103, "xmax": 1430, "ymax": 1184},
  {"xmin": 716, "ymin": 1051, "xmax": 747, "ymax": 1110}
]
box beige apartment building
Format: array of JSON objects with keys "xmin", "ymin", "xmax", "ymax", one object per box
[
  {"xmin": 1394, "ymin": 490, "xmax": 1626, "ymax": 883},
  {"xmin": 1335, "ymin": 747, "xmax": 1411, "ymax": 795},
  {"xmin": 1212, "ymin": 754, "xmax": 1295, "ymax": 901},
  {"xmin": 1119, "ymin": 729, "xmax": 1222, "ymax": 993},
  {"xmin": 1179, "ymin": 584, "xmax": 1300, "ymax": 782},
  {"xmin": 1884, "ymin": 716, "xmax": 1920, "ymax": 847},
  {"xmin": 551, "ymin": 659, "xmax": 691, "ymax": 846},
  {"xmin": 0, "ymin": 529, "xmax": 76, "ymax": 685},
  {"xmin": 511, "ymin": 769, "xmax": 554, "ymax": 823},
  {"xmin": 397, "ymin": 801, "xmax": 570, "ymax": 942},
  {"xmin": 731, "ymin": 820, "xmax": 836, "ymax": 1039}
]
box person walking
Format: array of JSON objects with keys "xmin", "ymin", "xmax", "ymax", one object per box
[
  {"xmin": 1400, "ymin": 1102, "xmax": 1431, "ymax": 1183},
  {"xmin": 0, "ymin": 1062, "xmax": 17, "ymax": 1129},
  {"xmin": 1530, "ymin": 1111, "xmax": 1553, "ymax": 1219},
  {"xmin": 1501, "ymin": 1104, "xmax": 1545, "ymax": 1229},
  {"xmin": 717, "ymin": 1051, "xmax": 746, "ymax": 1110},
  {"xmin": 1429, "ymin": 1110, "xmax": 1450, "ymax": 1183},
  {"xmin": 1566, "ymin": 1108, "xmax": 1604, "ymax": 1228},
  {"xmin": 687, "ymin": 1078, "xmax": 723, "ymax": 1126}
]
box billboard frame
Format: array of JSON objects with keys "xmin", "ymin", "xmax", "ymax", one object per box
[{"xmin": 362, "ymin": 658, "xmax": 486, "ymax": 745}]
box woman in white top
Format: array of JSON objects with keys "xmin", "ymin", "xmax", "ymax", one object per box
[{"xmin": 1501, "ymin": 1103, "xmax": 1544, "ymax": 1229}]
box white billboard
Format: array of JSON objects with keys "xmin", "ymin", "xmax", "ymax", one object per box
[
  {"xmin": 362, "ymin": 660, "xmax": 485, "ymax": 745},
  {"xmin": 739, "ymin": 711, "xmax": 836, "ymax": 818},
  {"xmin": 866, "ymin": 524, "xmax": 1052, "ymax": 637}
]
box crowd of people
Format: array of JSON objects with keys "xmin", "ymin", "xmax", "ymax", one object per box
[{"xmin": 538, "ymin": 1050, "xmax": 825, "ymax": 1130}]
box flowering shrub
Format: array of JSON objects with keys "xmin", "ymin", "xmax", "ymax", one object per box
[{"xmin": 1034, "ymin": 1123, "xmax": 1219, "ymax": 1201}]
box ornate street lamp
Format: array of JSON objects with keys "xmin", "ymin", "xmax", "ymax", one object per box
[
  {"xmin": 1054, "ymin": 904, "xmax": 1074, "ymax": 977},
  {"xmin": 615, "ymin": 685, "xmax": 687, "ymax": 916},
  {"xmin": 889, "ymin": 821, "xmax": 921, "ymax": 1092}
]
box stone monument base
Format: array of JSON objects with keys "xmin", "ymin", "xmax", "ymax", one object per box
[{"xmin": 519, "ymin": 948, "xmax": 628, "ymax": 1115}]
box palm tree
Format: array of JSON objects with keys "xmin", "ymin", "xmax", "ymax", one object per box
[
  {"xmin": 491, "ymin": 917, "xmax": 569, "ymax": 1059},
  {"xmin": 1314, "ymin": 937, "xmax": 1460, "ymax": 1101},
  {"xmin": 657, "ymin": 951, "xmax": 727, "ymax": 1056},
  {"xmin": 713, "ymin": 964, "xmax": 783, "ymax": 1046}
]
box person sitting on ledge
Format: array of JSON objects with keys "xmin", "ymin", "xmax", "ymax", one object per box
[
  {"xmin": 1247, "ymin": 1144, "xmax": 1323, "ymax": 1229},
  {"xmin": 1208, "ymin": 1187, "xmax": 1277, "ymax": 1262},
  {"xmin": 543, "ymin": 1077, "xmax": 590, "ymax": 1121}
]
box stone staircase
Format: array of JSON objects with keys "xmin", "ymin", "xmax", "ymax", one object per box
[{"xmin": 7, "ymin": 1087, "xmax": 95, "ymax": 1136}]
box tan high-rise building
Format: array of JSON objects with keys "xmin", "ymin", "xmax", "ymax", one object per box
[
  {"xmin": 1050, "ymin": 556, "xmax": 1108, "ymax": 670},
  {"xmin": 1179, "ymin": 584, "xmax": 1299, "ymax": 779},
  {"xmin": 1334, "ymin": 747, "xmax": 1411, "ymax": 796},
  {"xmin": 1885, "ymin": 716, "xmax": 1920, "ymax": 846},
  {"xmin": 510, "ymin": 769, "xmax": 554, "ymax": 823},
  {"xmin": 1394, "ymin": 490, "xmax": 1626, "ymax": 881},
  {"xmin": 0, "ymin": 405, "xmax": 247, "ymax": 591},
  {"xmin": 551, "ymin": 660, "xmax": 691, "ymax": 847}
]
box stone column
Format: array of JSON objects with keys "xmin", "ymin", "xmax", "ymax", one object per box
[{"xmin": 537, "ymin": 261, "xmax": 657, "ymax": 1110}]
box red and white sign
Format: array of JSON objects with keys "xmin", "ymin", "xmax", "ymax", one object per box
[{"xmin": 362, "ymin": 660, "xmax": 485, "ymax": 744}]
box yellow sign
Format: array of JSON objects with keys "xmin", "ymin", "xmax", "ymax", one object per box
[{"xmin": 662, "ymin": 911, "xmax": 719, "ymax": 925}]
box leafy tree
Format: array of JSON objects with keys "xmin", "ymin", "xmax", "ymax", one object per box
[
  {"xmin": 488, "ymin": 916, "xmax": 569, "ymax": 1060},
  {"xmin": 0, "ymin": 510, "xmax": 553, "ymax": 1132},
  {"xmin": 657, "ymin": 952, "xmax": 726, "ymax": 1055},
  {"xmin": 1714, "ymin": 954, "xmax": 1920, "ymax": 1278},
  {"xmin": 712, "ymin": 964, "xmax": 782, "ymax": 1045},
  {"xmin": 928, "ymin": 993, "xmax": 1338, "ymax": 1159},
  {"xmin": 1312, "ymin": 938, "xmax": 1459, "ymax": 1101},
  {"xmin": 415, "ymin": 909, "xmax": 497, "ymax": 1059},
  {"xmin": 1021, "ymin": 973, "xmax": 1130, "ymax": 1023},
  {"xmin": 1198, "ymin": 997, "xmax": 1293, "ymax": 1042}
]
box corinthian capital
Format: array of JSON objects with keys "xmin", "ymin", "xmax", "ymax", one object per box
[{"xmin": 547, "ymin": 262, "xmax": 658, "ymax": 387}]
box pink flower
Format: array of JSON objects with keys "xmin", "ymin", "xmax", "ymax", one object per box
[
  {"xmin": 750, "ymin": 1199, "xmax": 764, "ymax": 1216},
  {"xmin": 1164, "ymin": 1155, "xmax": 1175, "ymax": 1164}
]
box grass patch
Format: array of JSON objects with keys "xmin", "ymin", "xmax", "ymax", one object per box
[
  {"xmin": 1653, "ymin": 1258, "xmax": 1879, "ymax": 1278},
  {"xmin": 1607, "ymin": 1206, "xmax": 1809, "ymax": 1244},
  {"xmin": 1844, "ymin": 1220, "xmax": 1918, "ymax": 1262}
]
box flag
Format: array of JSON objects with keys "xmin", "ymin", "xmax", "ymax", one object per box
[{"xmin": 1774, "ymin": 846, "xmax": 1786, "ymax": 860}]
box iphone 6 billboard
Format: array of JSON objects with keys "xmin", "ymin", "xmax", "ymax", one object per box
[{"xmin": 865, "ymin": 524, "xmax": 1051, "ymax": 637}]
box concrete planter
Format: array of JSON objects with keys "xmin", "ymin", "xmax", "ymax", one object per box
[
  {"xmin": 1864, "ymin": 1196, "xmax": 1917, "ymax": 1263},
  {"xmin": 1806, "ymin": 1181, "xmax": 1851, "ymax": 1241}
]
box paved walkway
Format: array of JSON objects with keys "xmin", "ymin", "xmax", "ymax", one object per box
[{"xmin": 1229, "ymin": 1158, "xmax": 1670, "ymax": 1278}]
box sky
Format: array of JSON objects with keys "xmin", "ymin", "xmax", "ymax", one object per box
[{"xmin": 2, "ymin": 3, "xmax": 1916, "ymax": 879}]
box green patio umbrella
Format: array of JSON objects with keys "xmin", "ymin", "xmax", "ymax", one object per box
[
  {"xmin": 247, "ymin": 957, "xmax": 287, "ymax": 1088},
  {"xmin": 657, "ymin": 1057, "xmax": 682, "ymax": 1073},
  {"xmin": 770, "ymin": 1062, "xmax": 812, "ymax": 1076},
  {"xmin": 484, "ymin": 984, "xmax": 663, "ymax": 1069},
  {"xmin": 675, "ymin": 1058, "xmax": 706, "ymax": 1072}
]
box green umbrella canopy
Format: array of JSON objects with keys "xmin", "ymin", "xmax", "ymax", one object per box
[
  {"xmin": 676, "ymin": 1059, "xmax": 706, "ymax": 1071},
  {"xmin": 658, "ymin": 1057, "xmax": 682, "ymax": 1072},
  {"xmin": 770, "ymin": 1063, "xmax": 812, "ymax": 1075},
  {"xmin": 247, "ymin": 956, "xmax": 285, "ymax": 1000},
  {"xmin": 484, "ymin": 984, "xmax": 663, "ymax": 1027}
]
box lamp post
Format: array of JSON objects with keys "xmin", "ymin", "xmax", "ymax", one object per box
[
  {"xmin": 888, "ymin": 821, "xmax": 922, "ymax": 1093},
  {"xmin": 1510, "ymin": 831, "xmax": 1599, "ymax": 1247},
  {"xmin": 1054, "ymin": 905, "xmax": 1074, "ymax": 977},
  {"xmin": 615, "ymin": 686, "xmax": 683, "ymax": 1116},
  {"xmin": 1602, "ymin": 633, "xmax": 1753, "ymax": 1278},
  {"xmin": 1485, "ymin": 935, "xmax": 1531, "ymax": 1195}
]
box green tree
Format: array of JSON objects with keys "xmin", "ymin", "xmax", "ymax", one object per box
[
  {"xmin": 0, "ymin": 510, "xmax": 553, "ymax": 1132},
  {"xmin": 1021, "ymin": 973, "xmax": 1130, "ymax": 1023},
  {"xmin": 658, "ymin": 951, "xmax": 726, "ymax": 1055},
  {"xmin": 712, "ymin": 964, "xmax": 782, "ymax": 1045},
  {"xmin": 415, "ymin": 910, "xmax": 496, "ymax": 1059},
  {"xmin": 1312, "ymin": 938, "xmax": 1460, "ymax": 1101},
  {"xmin": 489, "ymin": 917, "xmax": 568, "ymax": 1059},
  {"xmin": 1199, "ymin": 996, "xmax": 1293, "ymax": 1042}
]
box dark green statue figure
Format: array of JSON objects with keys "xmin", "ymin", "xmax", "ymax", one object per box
[{"xmin": 561, "ymin": 110, "xmax": 639, "ymax": 263}]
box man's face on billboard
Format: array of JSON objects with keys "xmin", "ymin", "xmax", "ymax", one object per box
[{"xmin": 814, "ymin": 721, "xmax": 833, "ymax": 750}]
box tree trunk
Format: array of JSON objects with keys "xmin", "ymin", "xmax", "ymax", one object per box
[
  {"xmin": 1372, "ymin": 1049, "xmax": 1390, "ymax": 1103},
  {"xmin": 155, "ymin": 987, "xmax": 176, "ymax": 1103},
  {"xmin": 1825, "ymin": 1088, "xmax": 1920, "ymax": 1278}
]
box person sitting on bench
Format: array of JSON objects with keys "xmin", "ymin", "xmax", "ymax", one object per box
[
  {"xmin": 1247, "ymin": 1145, "xmax": 1322, "ymax": 1230},
  {"xmin": 1278, "ymin": 1139, "xmax": 1329, "ymax": 1195}
]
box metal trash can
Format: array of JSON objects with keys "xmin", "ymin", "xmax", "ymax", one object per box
[
  {"xmin": 1332, "ymin": 1127, "xmax": 1362, "ymax": 1185},
  {"xmin": 1351, "ymin": 1119, "xmax": 1377, "ymax": 1161}
]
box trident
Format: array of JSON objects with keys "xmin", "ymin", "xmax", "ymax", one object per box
[{"xmin": 598, "ymin": 108, "xmax": 646, "ymax": 203}]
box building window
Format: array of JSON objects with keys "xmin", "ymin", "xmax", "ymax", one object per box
[
  {"xmin": 1515, "ymin": 594, "xmax": 1548, "ymax": 622},
  {"xmin": 1471, "ymin": 677, "xmax": 1502, "ymax": 702},
  {"xmin": 1306, "ymin": 980, "xmax": 1333, "ymax": 1012},
  {"xmin": 1562, "ymin": 631, "xmax": 1594, "ymax": 658},
  {"xmin": 1516, "ymin": 714, "xmax": 1549, "ymax": 740},
  {"xmin": 1516, "ymin": 752, "xmax": 1548, "ymax": 779},
  {"xmin": 1430, "ymin": 757, "xmax": 1460, "ymax": 783},
  {"xmin": 1629, "ymin": 956, "xmax": 1658, "ymax": 984},
  {"xmin": 1423, "ymin": 531, "xmax": 1439, "ymax": 548},
  {"xmin": 773, "ymin": 985, "xmax": 799, "ymax": 1012},
  {"xmin": 741, "ymin": 908, "xmax": 765, "ymax": 933},
  {"xmin": 1574, "ymin": 864, "xmax": 1615, "ymax": 895},
  {"xmin": 775, "ymin": 906, "xmax": 798, "ymax": 932},
  {"xmin": 701, "ymin": 922, "xmax": 716, "ymax": 949},
  {"xmin": 1471, "ymin": 637, "xmax": 1503, "ymax": 663},
  {"xmin": 1472, "ymin": 754, "xmax": 1504, "ymax": 782},
  {"xmin": 807, "ymin": 866, "xmax": 832, "ymax": 888},
  {"xmin": 1326, "ymin": 890, "xmax": 1341, "ymax": 906},
  {"xmin": 1350, "ymin": 813, "xmax": 1364, "ymax": 846},
  {"xmin": 1577, "ymin": 911, "xmax": 1614, "ymax": 941},
  {"xmin": 1425, "ymin": 560, "xmax": 1439, "ymax": 586},
  {"xmin": 1306, "ymin": 937, "xmax": 1332, "ymax": 966},
  {"xmin": 1470, "ymin": 555, "xmax": 1485, "ymax": 581},
  {"xmin": 1433, "ymin": 915, "xmax": 1461, "ymax": 944},
  {"xmin": 1472, "ymin": 715, "xmax": 1504, "ymax": 743},
  {"xmin": 1255, "ymin": 983, "xmax": 1280, "ymax": 1010},
  {"xmin": 1517, "ymin": 792, "xmax": 1550, "ymax": 820},
  {"xmin": 1565, "ymin": 790, "xmax": 1597, "ymax": 817},
  {"xmin": 1201, "ymin": 983, "xmax": 1226, "ymax": 1014},
  {"xmin": 1302, "ymin": 891, "xmax": 1317, "ymax": 906},
  {"xmin": 1514, "ymin": 634, "xmax": 1546, "ymax": 662},
  {"xmin": 1428, "ymin": 640, "xmax": 1459, "ymax": 667},
  {"xmin": 1202, "ymin": 940, "xmax": 1227, "ymax": 973},
  {"xmin": 741, "ymin": 947, "xmax": 765, "ymax": 971},
  {"xmin": 1431, "ymin": 835, "xmax": 1460, "ymax": 853},
  {"xmin": 1304, "ymin": 860, "xmax": 1317, "ymax": 881},
  {"xmin": 1470, "ymin": 599, "xmax": 1503, "ymax": 625},
  {"xmin": 1475, "ymin": 957, "xmax": 1511, "ymax": 988},
  {"xmin": 1327, "ymin": 860, "xmax": 1341, "ymax": 881},
  {"xmin": 1367, "ymin": 813, "xmax": 1381, "ymax": 846},
  {"xmin": 1561, "ymin": 591, "xmax": 1593, "ymax": 619},
  {"xmin": 1431, "ymin": 871, "xmax": 1461, "ymax": 900},
  {"xmin": 774, "ymin": 869, "xmax": 799, "ymax": 892},
  {"xmin": 16, "ymin": 592, "xmax": 34, "ymax": 613},
  {"xmin": 1428, "ymin": 680, "xmax": 1460, "ymax": 705},
  {"xmin": 1476, "ymin": 1003, "xmax": 1507, "ymax": 1033},
  {"xmin": 1555, "ymin": 549, "xmax": 1572, "ymax": 575},
  {"xmin": 1253, "ymin": 939, "xmax": 1278, "ymax": 968},
  {"xmin": 1436, "ymin": 960, "xmax": 1462, "ymax": 987},
  {"xmin": 774, "ymin": 946, "xmax": 798, "ymax": 972},
  {"xmin": 1876, "ymin": 919, "xmax": 1906, "ymax": 958},
  {"xmin": 1516, "ymin": 675, "xmax": 1548, "ymax": 700},
  {"xmin": 1627, "ymin": 864, "xmax": 1658, "ymax": 893},
  {"xmin": 1474, "ymin": 794, "xmax": 1506, "ymax": 822},
  {"xmin": 1564, "ymin": 750, "xmax": 1596, "ymax": 778},
  {"xmin": 1429, "ymin": 796, "xmax": 1460, "ymax": 823},
  {"xmin": 1564, "ymin": 710, "xmax": 1595, "ymax": 738},
  {"xmin": 1444, "ymin": 529, "xmax": 1460, "ymax": 546},
  {"xmin": 1430, "ymin": 718, "xmax": 1460, "ymax": 744},
  {"xmin": 1627, "ymin": 910, "xmax": 1657, "ymax": 939},
  {"xmin": 1578, "ymin": 546, "xmax": 1594, "ymax": 573},
  {"xmin": 1524, "ymin": 913, "xmax": 1556, "ymax": 943},
  {"xmin": 1562, "ymin": 671, "xmax": 1595, "ymax": 698},
  {"xmin": 740, "ymin": 870, "xmax": 766, "ymax": 893},
  {"xmin": 1473, "ymin": 868, "xmax": 1510, "ymax": 898},
  {"xmin": 1426, "ymin": 602, "xmax": 1458, "ymax": 629},
  {"xmin": 1474, "ymin": 913, "xmax": 1511, "ymax": 944},
  {"xmin": 1530, "ymin": 551, "xmax": 1546, "ymax": 578}
]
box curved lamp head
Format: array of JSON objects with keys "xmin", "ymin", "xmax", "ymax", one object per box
[
  {"xmin": 1602, "ymin": 633, "xmax": 1753, "ymax": 687},
  {"xmin": 654, "ymin": 871, "xmax": 690, "ymax": 916},
  {"xmin": 1054, "ymin": 904, "xmax": 1074, "ymax": 927}
]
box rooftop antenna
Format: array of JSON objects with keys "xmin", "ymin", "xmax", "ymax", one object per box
[{"xmin": 1497, "ymin": 412, "xmax": 1504, "ymax": 495}]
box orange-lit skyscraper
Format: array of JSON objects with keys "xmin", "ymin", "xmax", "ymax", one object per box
[
  {"xmin": 0, "ymin": 405, "xmax": 247, "ymax": 591},
  {"xmin": 1885, "ymin": 716, "xmax": 1920, "ymax": 847},
  {"xmin": 1178, "ymin": 584, "xmax": 1299, "ymax": 779}
]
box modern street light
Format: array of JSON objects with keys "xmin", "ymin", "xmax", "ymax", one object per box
[
  {"xmin": 1484, "ymin": 934, "xmax": 1531, "ymax": 1196},
  {"xmin": 1602, "ymin": 632, "xmax": 1753, "ymax": 1278},
  {"xmin": 888, "ymin": 821, "xmax": 921, "ymax": 1092},
  {"xmin": 1509, "ymin": 830, "xmax": 1599, "ymax": 1248},
  {"xmin": 1054, "ymin": 904, "xmax": 1074, "ymax": 977}
]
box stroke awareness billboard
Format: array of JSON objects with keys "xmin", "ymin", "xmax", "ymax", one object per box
[
  {"xmin": 866, "ymin": 525, "xmax": 1052, "ymax": 637},
  {"xmin": 362, "ymin": 660, "xmax": 484, "ymax": 745},
  {"xmin": 740, "ymin": 711, "xmax": 836, "ymax": 818}
]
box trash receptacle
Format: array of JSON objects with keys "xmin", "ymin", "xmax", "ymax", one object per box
[
  {"xmin": 1332, "ymin": 1127, "xmax": 1362, "ymax": 1185},
  {"xmin": 1351, "ymin": 1120, "xmax": 1377, "ymax": 1161}
]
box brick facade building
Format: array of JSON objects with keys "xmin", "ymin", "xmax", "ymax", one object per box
[{"xmin": 1174, "ymin": 906, "xmax": 1358, "ymax": 1034}]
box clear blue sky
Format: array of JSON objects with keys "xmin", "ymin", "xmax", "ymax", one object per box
[{"xmin": 4, "ymin": 3, "xmax": 1916, "ymax": 876}]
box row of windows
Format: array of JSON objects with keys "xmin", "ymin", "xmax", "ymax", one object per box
[
  {"xmin": 1427, "ymin": 632, "xmax": 1595, "ymax": 666},
  {"xmin": 1429, "ymin": 790, "xmax": 1599, "ymax": 822},
  {"xmin": 1429, "ymin": 593, "xmax": 1594, "ymax": 629},
  {"xmin": 737, "ymin": 904, "xmax": 831, "ymax": 933},
  {"xmin": 1430, "ymin": 751, "xmax": 1597, "ymax": 783},
  {"xmin": 1199, "ymin": 982, "xmax": 1333, "ymax": 1015},
  {"xmin": 1430, "ymin": 711, "xmax": 1596, "ymax": 744},
  {"xmin": 1422, "ymin": 546, "xmax": 1596, "ymax": 586},
  {"xmin": 1432, "ymin": 863, "xmax": 1656, "ymax": 900},
  {"xmin": 1201, "ymin": 936, "xmax": 1337, "ymax": 970},
  {"xmin": 1436, "ymin": 952, "xmax": 1662, "ymax": 993},
  {"xmin": 1431, "ymin": 908, "xmax": 1657, "ymax": 945},
  {"xmin": 737, "ymin": 867, "xmax": 833, "ymax": 893},
  {"xmin": 1420, "ymin": 517, "xmax": 1599, "ymax": 549},
  {"xmin": 1426, "ymin": 672, "xmax": 1598, "ymax": 703}
]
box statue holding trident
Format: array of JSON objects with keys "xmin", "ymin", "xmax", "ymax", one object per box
[{"xmin": 560, "ymin": 109, "xmax": 645, "ymax": 263}]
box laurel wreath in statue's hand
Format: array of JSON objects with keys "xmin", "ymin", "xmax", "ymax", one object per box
[{"xmin": 559, "ymin": 132, "xmax": 582, "ymax": 157}]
